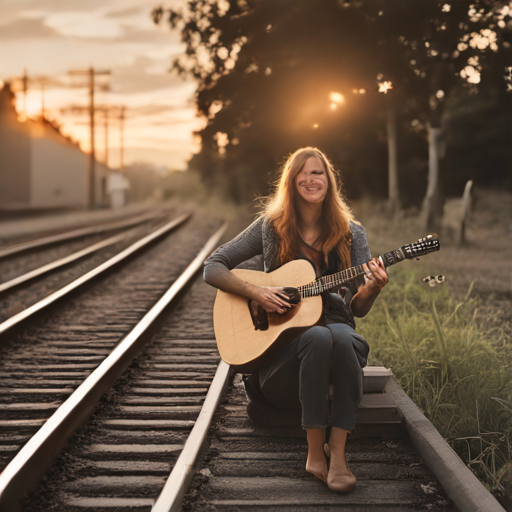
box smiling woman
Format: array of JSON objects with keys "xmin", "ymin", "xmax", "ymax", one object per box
[{"xmin": 203, "ymin": 146, "xmax": 389, "ymax": 492}]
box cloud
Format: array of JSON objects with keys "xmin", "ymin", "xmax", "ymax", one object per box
[
  {"xmin": 0, "ymin": 0, "xmax": 167, "ymax": 26},
  {"xmin": 15, "ymin": 0, "xmax": 114, "ymax": 14},
  {"xmin": 113, "ymin": 25, "xmax": 179, "ymax": 45},
  {"xmin": 0, "ymin": 17, "xmax": 61, "ymax": 40},
  {"xmin": 44, "ymin": 12, "xmax": 124, "ymax": 39},
  {"xmin": 111, "ymin": 55, "xmax": 186, "ymax": 94},
  {"xmin": 105, "ymin": 7, "xmax": 143, "ymax": 18},
  {"xmin": 128, "ymin": 103, "xmax": 195, "ymax": 117}
]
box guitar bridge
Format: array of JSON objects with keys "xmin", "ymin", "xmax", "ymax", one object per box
[{"xmin": 248, "ymin": 300, "xmax": 269, "ymax": 331}]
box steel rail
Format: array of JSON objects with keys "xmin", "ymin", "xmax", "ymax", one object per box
[
  {"xmin": 0, "ymin": 208, "xmax": 166, "ymax": 259},
  {"xmin": 0, "ymin": 230, "xmax": 130, "ymax": 294},
  {"xmin": 0, "ymin": 221, "xmax": 227, "ymax": 512},
  {"xmin": 0, "ymin": 213, "xmax": 191, "ymax": 338},
  {"xmin": 152, "ymin": 360, "xmax": 232, "ymax": 512}
]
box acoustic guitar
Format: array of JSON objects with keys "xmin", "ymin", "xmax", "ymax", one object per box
[{"xmin": 213, "ymin": 234, "xmax": 440, "ymax": 373}]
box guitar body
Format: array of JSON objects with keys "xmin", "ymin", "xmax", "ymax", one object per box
[{"xmin": 213, "ymin": 259, "xmax": 323, "ymax": 373}]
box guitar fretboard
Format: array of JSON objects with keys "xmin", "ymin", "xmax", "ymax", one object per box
[
  {"xmin": 297, "ymin": 248, "xmax": 406, "ymax": 298},
  {"xmin": 298, "ymin": 264, "xmax": 366, "ymax": 297}
]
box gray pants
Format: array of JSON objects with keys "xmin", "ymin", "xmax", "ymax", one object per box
[{"xmin": 258, "ymin": 324, "xmax": 369, "ymax": 431}]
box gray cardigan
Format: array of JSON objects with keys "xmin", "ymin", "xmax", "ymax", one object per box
[{"xmin": 203, "ymin": 217, "xmax": 371, "ymax": 327}]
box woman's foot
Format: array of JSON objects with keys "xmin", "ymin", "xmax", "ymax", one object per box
[
  {"xmin": 326, "ymin": 460, "xmax": 356, "ymax": 492},
  {"xmin": 327, "ymin": 427, "xmax": 356, "ymax": 493},
  {"xmin": 306, "ymin": 454, "xmax": 328, "ymax": 483},
  {"xmin": 305, "ymin": 428, "xmax": 328, "ymax": 483}
]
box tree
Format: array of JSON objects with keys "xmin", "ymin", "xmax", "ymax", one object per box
[
  {"xmin": 354, "ymin": 1, "xmax": 512, "ymax": 228},
  {"xmin": 154, "ymin": 0, "xmax": 512, "ymax": 209},
  {"xmin": 155, "ymin": 1, "xmax": 390, "ymax": 201}
]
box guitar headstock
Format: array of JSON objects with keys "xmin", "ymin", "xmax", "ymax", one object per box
[{"xmin": 401, "ymin": 234, "xmax": 440, "ymax": 259}]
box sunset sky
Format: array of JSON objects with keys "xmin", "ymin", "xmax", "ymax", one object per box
[{"xmin": 0, "ymin": 0, "xmax": 204, "ymax": 170}]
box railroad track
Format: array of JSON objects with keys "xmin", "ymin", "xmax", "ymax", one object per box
[
  {"xmin": 0, "ymin": 216, "xmax": 506, "ymax": 512},
  {"xmin": 0, "ymin": 211, "xmax": 225, "ymax": 509},
  {"xmin": 0, "ymin": 209, "xmax": 196, "ymax": 461},
  {"xmin": 21, "ymin": 278, "xmax": 223, "ymax": 512},
  {"xmin": 0, "ymin": 208, "xmax": 168, "ymax": 257},
  {"xmin": 0, "ymin": 209, "xmax": 177, "ymax": 324}
]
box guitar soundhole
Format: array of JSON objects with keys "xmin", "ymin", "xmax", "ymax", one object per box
[
  {"xmin": 248, "ymin": 299, "xmax": 301, "ymax": 330},
  {"xmin": 268, "ymin": 303, "xmax": 300, "ymax": 326}
]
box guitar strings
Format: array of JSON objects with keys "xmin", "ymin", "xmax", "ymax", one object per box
[
  {"xmin": 297, "ymin": 264, "xmax": 367, "ymax": 297},
  {"xmin": 297, "ymin": 241, "xmax": 437, "ymax": 298}
]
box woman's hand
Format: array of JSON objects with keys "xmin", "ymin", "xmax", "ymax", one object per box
[
  {"xmin": 361, "ymin": 257, "xmax": 388, "ymax": 295},
  {"xmin": 351, "ymin": 258, "xmax": 388, "ymax": 318},
  {"xmin": 251, "ymin": 286, "xmax": 291, "ymax": 314}
]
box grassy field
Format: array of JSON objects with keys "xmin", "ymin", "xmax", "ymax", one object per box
[{"xmin": 354, "ymin": 189, "xmax": 512, "ymax": 507}]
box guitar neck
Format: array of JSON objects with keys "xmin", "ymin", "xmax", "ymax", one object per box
[{"xmin": 297, "ymin": 247, "xmax": 406, "ymax": 298}]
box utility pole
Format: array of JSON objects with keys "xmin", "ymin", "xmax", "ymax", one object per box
[
  {"xmin": 94, "ymin": 105, "xmax": 126, "ymax": 170},
  {"xmin": 22, "ymin": 69, "xmax": 27, "ymax": 115},
  {"xmin": 70, "ymin": 106, "xmax": 114, "ymax": 167},
  {"xmin": 119, "ymin": 106, "xmax": 125, "ymax": 172},
  {"xmin": 68, "ymin": 67, "xmax": 110, "ymax": 209},
  {"xmin": 103, "ymin": 108, "xmax": 109, "ymax": 166},
  {"xmin": 16, "ymin": 72, "xmax": 60, "ymax": 120},
  {"xmin": 61, "ymin": 104, "xmax": 126, "ymax": 194},
  {"xmin": 41, "ymin": 81, "xmax": 45, "ymax": 119},
  {"xmin": 31, "ymin": 77, "xmax": 54, "ymax": 119}
]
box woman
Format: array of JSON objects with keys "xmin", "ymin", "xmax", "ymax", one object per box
[{"xmin": 203, "ymin": 147, "xmax": 388, "ymax": 492}]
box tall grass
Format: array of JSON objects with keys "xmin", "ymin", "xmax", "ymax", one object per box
[{"xmin": 358, "ymin": 268, "xmax": 512, "ymax": 502}]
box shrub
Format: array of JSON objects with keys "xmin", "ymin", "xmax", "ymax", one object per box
[{"xmin": 358, "ymin": 267, "xmax": 512, "ymax": 499}]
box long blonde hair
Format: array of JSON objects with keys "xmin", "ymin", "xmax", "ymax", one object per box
[{"xmin": 262, "ymin": 147, "xmax": 354, "ymax": 269}]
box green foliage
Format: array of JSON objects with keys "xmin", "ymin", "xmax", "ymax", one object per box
[
  {"xmin": 358, "ymin": 268, "xmax": 512, "ymax": 496},
  {"xmin": 154, "ymin": 0, "xmax": 512, "ymax": 202}
]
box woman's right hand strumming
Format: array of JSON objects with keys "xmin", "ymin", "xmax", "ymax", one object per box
[
  {"xmin": 251, "ymin": 286, "xmax": 291, "ymax": 314},
  {"xmin": 203, "ymin": 261, "xmax": 291, "ymax": 314}
]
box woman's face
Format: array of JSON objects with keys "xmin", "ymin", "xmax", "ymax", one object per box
[{"xmin": 295, "ymin": 156, "xmax": 329, "ymax": 205}]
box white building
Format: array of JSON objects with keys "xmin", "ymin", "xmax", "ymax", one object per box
[{"xmin": 0, "ymin": 83, "xmax": 115, "ymax": 210}]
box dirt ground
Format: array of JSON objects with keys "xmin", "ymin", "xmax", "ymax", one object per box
[{"xmin": 352, "ymin": 188, "xmax": 512, "ymax": 335}]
